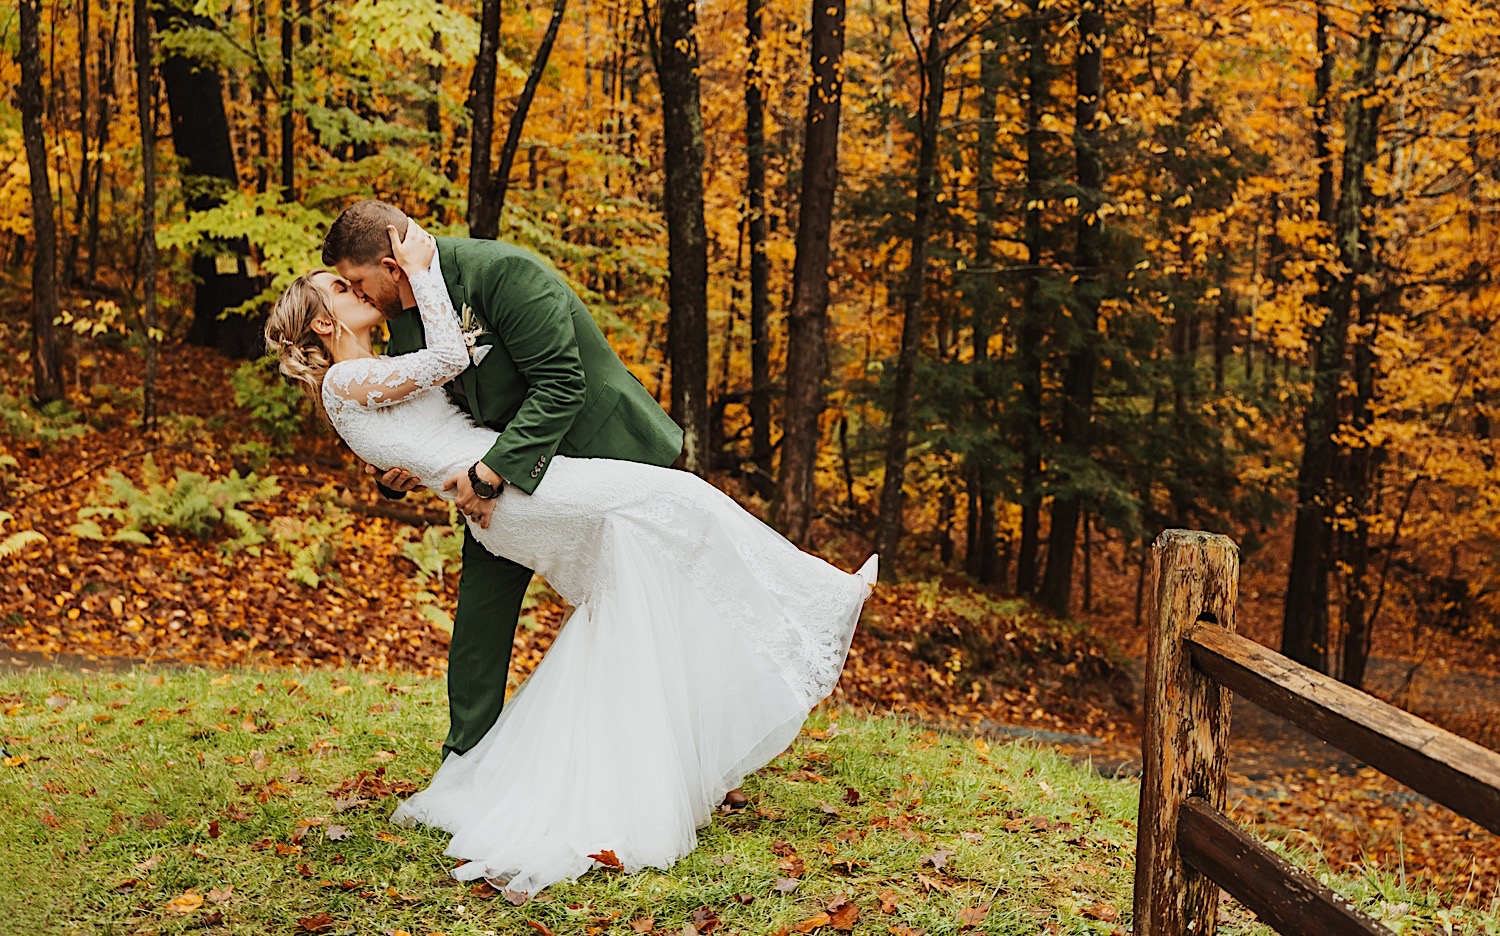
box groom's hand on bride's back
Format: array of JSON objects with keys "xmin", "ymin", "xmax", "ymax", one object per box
[{"xmin": 367, "ymin": 463, "xmax": 421, "ymax": 500}]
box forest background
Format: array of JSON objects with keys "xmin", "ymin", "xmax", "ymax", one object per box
[{"xmin": 3, "ymin": 0, "xmax": 1500, "ymax": 907}]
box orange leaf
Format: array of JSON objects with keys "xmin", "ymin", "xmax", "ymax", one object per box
[
  {"xmin": 590, "ymin": 849, "xmax": 624, "ymax": 869},
  {"xmin": 794, "ymin": 912, "xmax": 831, "ymax": 933}
]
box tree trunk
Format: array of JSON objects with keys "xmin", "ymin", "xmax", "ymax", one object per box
[
  {"xmin": 19, "ymin": 0, "xmax": 65, "ymax": 403},
  {"xmin": 965, "ymin": 26, "xmax": 1004, "ymax": 584},
  {"xmin": 1015, "ymin": 0, "xmax": 1049, "ymax": 594},
  {"xmin": 467, "ymin": 0, "xmax": 502, "ymax": 238},
  {"xmin": 654, "ymin": 0, "xmax": 712, "ymax": 475},
  {"xmin": 85, "ymin": 6, "xmax": 124, "ymax": 284},
  {"xmin": 137, "ymin": 0, "xmax": 160, "ymax": 430},
  {"xmin": 280, "ymin": 0, "xmax": 295, "ymax": 200},
  {"xmin": 772, "ymin": 0, "xmax": 847, "ymax": 545},
  {"xmin": 1283, "ymin": 9, "xmax": 1386, "ymax": 673},
  {"xmin": 491, "ymin": 0, "xmax": 570, "ymax": 221},
  {"xmin": 1038, "ymin": 0, "xmax": 1104, "ymax": 615},
  {"xmin": 154, "ymin": 0, "xmax": 264, "ymax": 359},
  {"xmin": 745, "ymin": 0, "xmax": 774, "ymax": 492},
  {"xmin": 874, "ymin": 0, "xmax": 952, "ymax": 566}
]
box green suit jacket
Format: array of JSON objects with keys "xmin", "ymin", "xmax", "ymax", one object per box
[{"xmin": 385, "ymin": 237, "xmax": 682, "ymax": 493}]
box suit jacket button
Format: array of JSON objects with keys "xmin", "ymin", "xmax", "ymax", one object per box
[{"xmin": 530, "ymin": 468, "xmax": 541, "ymax": 478}]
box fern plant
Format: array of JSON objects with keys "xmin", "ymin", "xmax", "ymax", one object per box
[
  {"xmin": 69, "ymin": 456, "xmax": 280, "ymax": 550},
  {"xmin": 0, "ymin": 392, "xmax": 90, "ymax": 447},
  {"xmin": 397, "ymin": 506, "xmax": 465, "ymax": 632},
  {"xmin": 0, "ymin": 511, "xmax": 46, "ymax": 560},
  {"xmin": 269, "ymin": 494, "xmax": 352, "ymax": 587}
]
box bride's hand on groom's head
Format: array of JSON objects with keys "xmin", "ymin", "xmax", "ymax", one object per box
[{"xmin": 387, "ymin": 220, "xmax": 436, "ymax": 274}]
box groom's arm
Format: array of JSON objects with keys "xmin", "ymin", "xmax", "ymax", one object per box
[{"xmin": 476, "ymin": 252, "xmax": 587, "ymax": 495}]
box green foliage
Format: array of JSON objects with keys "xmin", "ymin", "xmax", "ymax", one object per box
[
  {"xmin": 397, "ymin": 506, "xmax": 465, "ymax": 631},
  {"xmin": 0, "ymin": 392, "xmax": 90, "ymax": 447},
  {"xmin": 230, "ymin": 357, "xmax": 306, "ymax": 450},
  {"xmin": 230, "ymin": 440, "xmax": 275, "ymax": 474},
  {"xmin": 269, "ymin": 491, "xmax": 352, "ymax": 588},
  {"xmin": 69, "ymin": 456, "xmax": 280, "ymax": 550},
  {"xmin": 0, "ymin": 511, "xmax": 45, "ymax": 560}
]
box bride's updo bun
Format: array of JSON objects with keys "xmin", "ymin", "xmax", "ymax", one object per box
[{"xmin": 265, "ymin": 273, "xmax": 335, "ymax": 419}]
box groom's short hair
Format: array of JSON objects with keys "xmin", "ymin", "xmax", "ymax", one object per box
[{"xmin": 322, "ymin": 199, "xmax": 410, "ymax": 267}]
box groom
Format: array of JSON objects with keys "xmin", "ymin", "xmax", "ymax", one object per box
[{"xmin": 322, "ymin": 199, "xmax": 683, "ymax": 759}]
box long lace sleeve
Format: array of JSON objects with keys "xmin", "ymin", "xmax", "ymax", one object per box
[{"xmin": 324, "ymin": 260, "xmax": 470, "ymax": 408}]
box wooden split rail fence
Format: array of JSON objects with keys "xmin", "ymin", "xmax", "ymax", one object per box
[{"xmin": 1132, "ymin": 529, "xmax": 1500, "ymax": 936}]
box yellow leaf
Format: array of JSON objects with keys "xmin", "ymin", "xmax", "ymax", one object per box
[{"xmin": 165, "ymin": 891, "xmax": 204, "ymax": 914}]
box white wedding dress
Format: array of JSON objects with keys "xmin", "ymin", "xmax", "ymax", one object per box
[{"xmin": 321, "ymin": 257, "xmax": 875, "ymax": 895}]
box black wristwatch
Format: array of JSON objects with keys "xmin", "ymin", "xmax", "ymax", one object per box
[{"xmin": 468, "ymin": 462, "xmax": 503, "ymax": 499}]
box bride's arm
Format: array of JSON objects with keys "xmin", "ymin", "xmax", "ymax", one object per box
[{"xmin": 325, "ymin": 224, "xmax": 469, "ymax": 408}]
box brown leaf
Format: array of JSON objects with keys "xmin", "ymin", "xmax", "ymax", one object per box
[
  {"xmin": 794, "ymin": 912, "xmax": 831, "ymax": 933},
  {"xmin": 691, "ymin": 906, "xmax": 721, "ymax": 933},
  {"xmin": 326, "ymin": 824, "xmax": 350, "ymax": 841},
  {"xmin": 827, "ymin": 897, "xmax": 859, "ymax": 930},
  {"xmin": 843, "ymin": 786, "xmax": 860, "ymax": 806},
  {"xmin": 957, "ymin": 905, "xmax": 990, "ymax": 929},
  {"xmin": 923, "ymin": 848, "xmax": 955, "ymax": 871},
  {"xmin": 206, "ymin": 887, "xmax": 233, "ymax": 904},
  {"xmin": 773, "ymin": 878, "xmax": 800, "ymax": 894},
  {"xmin": 471, "ymin": 882, "xmax": 498, "ymax": 899},
  {"xmin": 915, "ymin": 873, "xmax": 949, "ymax": 893},
  {"xmin": 1083, "ymin": 902, "xmax": 1119, "ymax": 922},
  {"xmin": 776, "ymin": 855, "xmax": 806, "ymax": 877},
  {"xmin": 140, "ymin": 810, "xmax": 170, "ymax": 830},
  {"xmin": 630, "ymin": 917, "xmax": 656, "ymax": 933},
  {"xmin": 590, "ymin": 849, "xmax": 624, "ymax": 869},
  {"xmin": 295, "ymin": 912, "xmax": 335, "ymax": 933},
  {"xmin": 503, "ymin": 889, "xmax": 531, "ymax": 906},
  {"xmin": 207, "ymin": 819, "xmax": 221, "ymax": 839},
  {"xmin": 878, "ymin": 889, "xmax": 900, "ymax": 913},
  {"xmin": 525, "ymin": 921, "xmax": 556, "ymax": 936}
]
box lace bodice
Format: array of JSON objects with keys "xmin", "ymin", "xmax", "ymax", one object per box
[{"xmin": 323, "ymin": 256, "xmax": 470, "ymax": 415}]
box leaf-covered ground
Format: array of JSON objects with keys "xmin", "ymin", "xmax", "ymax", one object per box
[{"xmin": 5, "ymin": 667, "xmax": 1494, "ymax": 936}]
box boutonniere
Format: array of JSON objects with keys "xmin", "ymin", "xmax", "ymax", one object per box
[{"xmin": 458, "ymin": 303, "xmax": 491, "ymax": 366}]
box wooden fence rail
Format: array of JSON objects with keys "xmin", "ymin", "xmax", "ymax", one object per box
[{"xmin": 1132, "ymin": 529, "xmax": 1500, "ymax": 936}]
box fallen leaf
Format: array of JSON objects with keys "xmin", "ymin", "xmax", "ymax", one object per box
[
  {"xmin": 503, "ymin": 889, "xmax": 530, "ymax": 906},
  {"xmin": 2, "ymin": 755, "xmax": 29, "ymax": 768},
  {"xmin": 923, "ymin": 848, "xmax": 955, "ymax": 871},
  {"xmin": 794, "ymin": 912, "xmax": 831, "ymax": 933},
  {"xmin": 773, "ymin": 878, "xmax": 800, "ymax": 894},
  {"xmin": 915, "ymin": 873, "xmax": 949, "ymax": 893},
  {"xmin": 471, "ymin": 882, "xmax": 498, "ymax": 899},
  {"xmin": 691, "ymin": 905, "xmax": 721, "ymax": 934},
  {"xmin": 525, "ymin": 921, "xmax": 555, "ymax": 936},
  {"xmin": 326, "ymin": 824, "xmax": 350, "ymax": 841},
  {"xmin": 140, "ymin": 811, "xmax": 170, "ymax": 830},
  {"xmin": 296, "ymin": 912, "xmax": 336, "ymax": 933},
  {"xmin": 827, "ymin": 896, "xmax": 859, "ymax": 930},
  {"xmin": 207, "ymin": 819, "xmax": 221, "ymax": 839},
  {"xmin": 878, "ymin": 889, "xmax": 900, "ymax": 913},
  {"xmin": 1083, "ymin": 902, "xmax": 1119, "ymax": 922},
  {"xmin": 134, "ymin": 855, "xmax": 163, "ymax": 873},
  {"xmin": 958, "ymin": 905, "xmax": 990, "ymax": 929},
  {"xmin": 207, "ymin": 886, "xmax": 234, "ymax": 904},
  {"xmin": 630, "ymin": 918, "xmax": 655, "ymax": 933},
  {"xmin": 165, "ymin": 891, "xmax": 204, "ymax": 914},
  {"xmin": 843, "ymin": 786, "xmax": 860, "ymax": 806},
  {"xmin": 590, "ymin": 849, "xmax": 624, "ymax": 869}
]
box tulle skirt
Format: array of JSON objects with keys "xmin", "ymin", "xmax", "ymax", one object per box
[{"xmin": 390, "ymin": 497, "xmax": 876, "ymax": 895}]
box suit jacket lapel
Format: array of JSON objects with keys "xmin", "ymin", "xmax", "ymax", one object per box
[{"xmin": 435, "ymin": 238, "xmax": 484, "ymax": 424}]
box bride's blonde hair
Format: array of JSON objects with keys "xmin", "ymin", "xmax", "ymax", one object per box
[{"xmin": 264, "ymin": 272, "xmax": 335, "ymax": 420}]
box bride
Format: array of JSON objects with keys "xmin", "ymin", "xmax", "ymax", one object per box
[{"xmin": 264, "ymin": 221, "xmax": 876, "ymax": 895}]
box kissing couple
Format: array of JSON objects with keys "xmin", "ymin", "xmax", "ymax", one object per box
[{"xmin": 264, "ymin": 199, "xmax": 877, "ymax": 895}]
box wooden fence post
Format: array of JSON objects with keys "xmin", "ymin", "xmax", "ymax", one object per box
[{"xmin": 1133, "ymin": 530, "xmax": 1239, "ymax": 936}]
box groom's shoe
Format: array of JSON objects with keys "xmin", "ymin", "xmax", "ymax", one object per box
[{"xmin": 720, "ymin": 788, "xmax": 748, "ymax": 810}]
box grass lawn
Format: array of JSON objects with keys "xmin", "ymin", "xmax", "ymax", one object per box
[{"xmin": 0, "ymin": 667, "xmax": 1491, "ymax": 935}]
